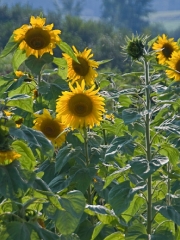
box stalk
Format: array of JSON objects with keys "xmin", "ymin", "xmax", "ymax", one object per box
[{"xmin": 144, "ymin": 57, "xmax": 152, "ymax": 235}]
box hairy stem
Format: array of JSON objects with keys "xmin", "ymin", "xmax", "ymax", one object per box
[{"xmin": 144, "ymin": 58, "xmax": 152, "ymax": 235}]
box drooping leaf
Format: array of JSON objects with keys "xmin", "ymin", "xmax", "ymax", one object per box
[
  {"xmin": 9, "ymin": 126, "xmax": 54, "ymax": 157},
  {"xmin": 12, "ymin": 48, "xmax": 27, "ymax": 71},
  {"xmin": 154, "ymin": 205, "xmax": 180, "ymax": 225},
  {"xmin": 53, "ymin": 57, "xmax": 68, "ymax": 79},
  {"xmin": 25, "ymin": 53, "xmax": 53, "ymax": 75},
  {"xmin": 55, "ymin": 144, "xmax": 82, "ymax": 173},
  {"xmin": 122, "ymin": 108, "xmax": 142, "ymax": 124},
  {"xmin": 44, "ymin": 190, "xmax": 86, "ymax": 235},
  {"xmin": 105, "ymin": 135, "xmax": 136, "ymax": 161},
  {"xmin": 108, "ymin": 181, "xmax": 146, "ymax": 215},
  {"xmin": 0, "ymin": 160, "xmax": 35, "ymax": 199}
]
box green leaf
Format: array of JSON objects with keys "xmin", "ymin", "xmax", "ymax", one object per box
[
  {"xmin": 154, "ymin": 205, "xmax": 180, "ymax": 225},
  {"xmin": 122, "ymin": 108, "xmax": 141, "ymax": 124},
  {"xmin": 12, "ymin": 140, "xmax": 36, "ymax": 171},
  {"xmin": 105, "ymin": 135, "xmax": 136, "ymax": 161},
  {"xmin": 0, "ymin": 160, "xmax": 35, "ymax": 199},
  {"xmin": 91, "ymin": 222, "xmax": 104, "ymax": 240},
  {"xmin": 104, "ymin": 232, "xmax": 125, "ymax": 240},
  {"xmin": 70, "ymin": 166, "xmax": 96, "ymax": 193},
  {"xmin": 119, "ymin": 95, "xmax": 132, "ymax": 107},
  {"xmin": 6, "ymin": 94, "xmax": 33, "ymax": 113},
  {"xmin": 9, "ymin": 126, "xmax": 54, "ymax": 157},
  {"xmin": 97, "ymin": 58, "xmax": 113, "ymax": 65},
  {"xmin": 108, "ymin": 181, "xmax": 146, "ymax": 215},
  {"xmin": 0, "ymin": 34, "xmax": 18, "ymax": 58},
  {"xmin": 53, "ymin": 57, "xmax": 68, "ymax": 79},
  {"xmin": 159, "ymin": 144, "xmax": 179, "ymax": 166},
  {"xmin": 125, "ymin": 223, "xmax": 148, "ymax": 240},
  {"xmin": 44, "ymin": 190, "xmax": 86, "ymax": 235},
  {"xmin": 25, "ymin": 53, "xmax": 53, "ymax": 75},
  {"xmin": 55, "ymin": 144, "xmax": 82, "ymax": 173},
  {"xmin": 59, "ymin": 234, "xmax": 80, "ymax": 240},
  {"xmin": 58, "ymin": 41, "xmax": 78, "ymax": 62},
  {"xmin": 1, "ymin": 221, "xmax": 39, "ymax": 240},
  {"xmin": 12, "ymin": 48, "xmax": 27, "ymax": 71},
  {"xmin": 103, "ymin": 164, "xmax": 131, "ymax": 189},
  {"xmin": 130, "ymin": 156, "xmax": 169, "ymax": 179}
]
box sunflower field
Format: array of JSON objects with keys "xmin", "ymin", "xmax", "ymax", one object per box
[{"xmin": 0, "ymin": 14, "xmax": 180, "ymax": 240}]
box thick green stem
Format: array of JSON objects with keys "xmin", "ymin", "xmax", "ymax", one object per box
[{"xmin": 144, "ymin": 58, "xmax": 152, "ymax": 235}]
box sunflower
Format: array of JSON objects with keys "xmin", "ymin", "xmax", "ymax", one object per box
[
  {"xmin": 33, "ymin": 109, "xmax": 66, "ymax": 147},
  {"xmin": 63, "ymin": 46, "xmax": 99, "ymax": 86},
  {"xmin": 13, "ymin": 16, "xmax": 61, "ymax": 58},
  {"xmin": 56, "ymin": 81, "xmax": 105, "ymax": 130},
  {"xmin": 152, "ymin": 34, "xmax": 179, "ymax": 65},
  {"xmin": 166, "ymin": 51, "xmax": 180, "ymax": 81},
  {"xmin": 0, "ymin": 150, "xmax": 21, "ymax": 165}
]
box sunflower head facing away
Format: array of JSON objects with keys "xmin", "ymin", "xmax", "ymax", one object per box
[
  {"xmin": 152, "ymin": 34, "xmax": 179, "ymax": 65},
  {"xmin": 166, "ymin": 50, "xmax": 180, "ymax": 81},
  {"xmin": 56, "ymin": 81, "xmax": 105, "ymax": 130},
  {"xmin": 63, "ymin": 46, "xmax": 99, "ymax": 87},
  {"xmin": 13, "ymin": 16, "xmax": 61, "ymax": 58},
  {"xmin": 33, "ymin": 109, "xmax": 66, "ymax": 147}
]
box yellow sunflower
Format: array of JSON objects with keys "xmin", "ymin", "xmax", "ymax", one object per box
[
  {"xmin": 13, "ymin": 16, "xmax": 61, "ymax": 58},
  {"xmin": 152, "ymin": 34, "xmax": 179, "ymax": 65},
  {"xmin": 63, "ymin": 46, "xmax": 99, "ymax": 86},
  {"xmin": 166, "ymin": 50, "xmax": 180, "ymax": 81},
  {"xmin": 0, "ymin": 150, "xmax": 21, "ymax": 165},
  {"xmin": 56, "ymin": 80, "xmax": 105, "ymax": 130},
  {"xmin": 33, "ymin": 109, "xmax": 66, "ymax": 147}
]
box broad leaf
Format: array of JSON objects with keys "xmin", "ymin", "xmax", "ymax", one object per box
[
  {"xmin": 0, "ymin": 34, "xmax": 18, "ymax": 58},
  {"xmin": 12, "ymin": 48, "xmax": 27, "ymax": 71},
  {"xmin": 0, "ymin": 160, "xmax": 35, "ymax": 199},
  {"xmin": 6, "ymin": 94, "xmax": 33, "ymax": 113}
]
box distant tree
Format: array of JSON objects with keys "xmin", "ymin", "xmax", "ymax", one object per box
[
  {"xmin": 101, "ymin": 0, "xmax": 153, "ymax": 32},
  {"xmin": 52, "ymin": 0, "xmax": 84, "ymax": 17}
]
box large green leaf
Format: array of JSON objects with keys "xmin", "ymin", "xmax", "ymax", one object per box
[
  {"xmin": 159, "ymin": 143, "xmax": 179, "ymax": 166},
  {"xmin": 9, "ymin": 126, "xmax": 54, "ymax": 157},
  {"xmin": 12, "ymin": 48, "xmax": 27, "ymax": 71},
  {"xmin": 108, "ymin": 181, "xmax": 146, "ymax": 215},
  {"xmin": 59, "ymin": 234, "xmax": 80, "ymax": 240},
  {"xmin": 125, "ymin": 223, "xmax": 148, "ymax": 240},
  {"xmin": 130, "ymin": 156, "xmax": 169, "ymax": 179},
  {"xmin": 122, "ymin": 108, "xmax": 142, "ymax": 124},
  {"xmin": 105, "ymin": 135, "xmax": 136, "ymax": 161},
  {"xmin": 57, "ymin": 41, "xmax": 78, "ymax": 62},
  {"xmin": 103, "ymin": 164, "xmax": 131, "ymax": 189},
  {"xmin": 0, "ymin": 34, "xmax": 18, "ymax": 58},
  {"xmin": 154, "ymin": 205, "xmax": 180, "ymax": 225},
  {"xmin": 104, "ymin": 232, "xmax": 125, "ymax": 240},
  {"xmin": 55, "ymin": 144, "xmax": 82, "ymax": 173},
  {"xmin": 25, "ymin": 53, "xmax": 53, "ymax": 75},
  {"xmin": 12, "ymin": 140, "xmax": 36, "ymax": 171},
  {"xmin": 6, "ymin": 94, "xmax": 33, "ymax": 113},
  {"xmin": 0, "ymin": 160, "xmax": 35, "ymax": 199},
  {"xmin": 44, "ymin": 190, "xmax": 86, "ymax": 235},
  {"xmin": 70, "ymin": 166, "xmax": 96, "ymax": 193},
  {"xmin": 91, "ymin": 222, "xmax": 104, "ymax": 240},
  {"xmin": 53, "ymin": 57, "xmax": 68, "ymax": 79}
]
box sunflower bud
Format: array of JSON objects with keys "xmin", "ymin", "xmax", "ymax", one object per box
[{"xmin": 122, "ymin": 35, "xmax": 148, "ymax": 60}]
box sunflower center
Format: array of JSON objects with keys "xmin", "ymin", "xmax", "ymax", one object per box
[
  {"xmin": 40, "ymin": 119, "xmax": 60, "ymax": 138},
  {"xmin": 68, "ymin": 94, "xmax": 93, "ymax": 117},
  {"xmin": 175, "ymin": 60, "xmax": 180, "ymax": 72},
  {"xmin": 25, "ymin": 27, "xmax": 50, "ymax": 50},
  {"xmin": 162, "ymin": 43, "xmax": 173, "ymax": 58},
  {"xmin": 72, "ymin": 57, "xmax": 89, "ymax": 76}
]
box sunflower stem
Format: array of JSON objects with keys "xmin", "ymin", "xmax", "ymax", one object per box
[
  {"xmin": 144, "ymin": 57, "xmax": 152, "ymax": 235},
  {"xmin": 167, "ymin": 162, "xmax": 171, "ymax": 206}
]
